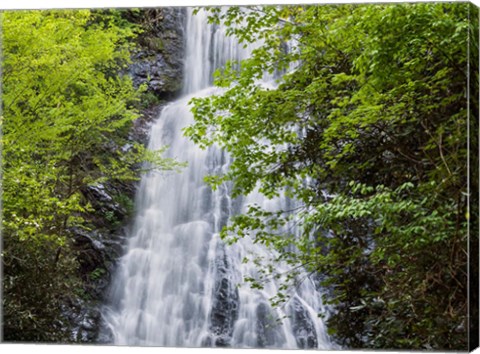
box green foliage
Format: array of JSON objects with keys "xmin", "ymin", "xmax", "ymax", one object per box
[
  {"xmin": 1, "ymin": 9, "xmax": 180, "ymax": 342},
  {"xmin": 139, "ymin": 90, "xmax": 163, "ymax": 109},
  {"xmin": 187, "ymin": 3, "xmax": 470, "ymax": 350},
  {"xmin": 113, "ymin": 192, "xmax": 135, "ymax": 215},
  {"xmin": 89, "ymin": 267, "xmax": 107, "ymax": 281}
]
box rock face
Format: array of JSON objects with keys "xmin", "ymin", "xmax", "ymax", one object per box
[
  {"xmin": 129, "ymin": 104, "xmax": 166, "ymax": 144},
  {"xmin": 208, "ymin": 243, "xmax": 240, "ymax": 347},
  {"xmin": 67, "ymin": 191, "xmax": 130, "ymax": 343},
  {"xmin": 255, "ymin": 301, "xmax": 286, "ymax": 348},
  {"xmin": 127, "ymin": 8, "xmax": 186, "ymax": 99},
  {"xmin": 290, "ymin": 297, "xmax": 318, "ymax": 349},
  {"xmin": 64, "ymin": 301, "xmax": 102, "ymax": 343},
  {"xmin": 65, "ymin": 7, "xmax": 187, "ymax": 343}
]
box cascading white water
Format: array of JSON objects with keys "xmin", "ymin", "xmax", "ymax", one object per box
[{"xmin": 102, "ymin": 8, "xmax": 333, "ymax": 349}]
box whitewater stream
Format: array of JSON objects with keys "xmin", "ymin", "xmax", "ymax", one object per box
[{"xmin": 102, "ymin": 8, "xmax": 333, "ymax": 349}]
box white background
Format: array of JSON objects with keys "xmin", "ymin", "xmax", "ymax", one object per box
[{"xmin": 0, "ymin": 0, "xmax": 478, "ymax": 354}]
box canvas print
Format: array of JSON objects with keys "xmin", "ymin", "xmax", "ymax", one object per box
[{"xmin": 0, "ymin": 1, "xmax": 478, "ymax": 351}]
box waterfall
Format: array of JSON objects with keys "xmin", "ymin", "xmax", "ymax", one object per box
[{"xmin": 102, "ymin": 7, "xmax": 333, "ymax": 349}]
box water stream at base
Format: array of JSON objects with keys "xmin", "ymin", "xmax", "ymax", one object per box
[{"xmin": 102, "ymin": 8, "xmax": 334, "ymax": 349}]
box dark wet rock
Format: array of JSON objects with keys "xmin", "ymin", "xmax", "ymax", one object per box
[
  {"xmin": 96, "ymin": 317, "xmax": 114, "ymax": 344},
  {"xmin": 254, "ymin": 302, "xmax": 287, "ymax": 348},
  {"xmin": 63, "ymin": 8, "xmax": 187, "ymax": 344},
  {"xmin": 129, "ymin": 104, "xmax": 165, "ymax": 144},
  {"xmin": 71, "ymin": 228, "xmax": 106, "ymax": 274},
  {"xmin": 65, "ymin": 224, "xmax": 127, "ymax": 342},
  {"xmin": 66, "ymin": 184, "xmax": 131, "ymax": 341},
  {"xmin": 219, "ymin": 193, "xmax": 230, "ymax": 228},
  {"xmin": 209, "ymin": 242, "xmax": 239, "ymax": 347},
  {"xmin": 256, "ymin": 302, "xmax": 281, "ymax": 348},
  {"xmin": 201, "ymin": 335, "xmax": 213, "ymax": 347},
  {"xmin": 72, "ymin": 227, "xmax": 106, "ymax": 251},
  {"xmin": 290, "ymin": 297, "xmax": 318, "ymax": 349},
  {"xmin": 64, "ymin": 300, "xmax": 102, "ymax": 343},
  {"xmin": 127, "ymin": 8, "xmax": 186, "ymax": 99},
  {"xmin": 81, "ymin": 184, "xmax": 125, "ymax": 220}
]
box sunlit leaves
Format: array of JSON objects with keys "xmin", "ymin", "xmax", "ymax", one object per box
[{"xmin": 1, "ymin": 9, "xmax": 180, "ymax": 341}]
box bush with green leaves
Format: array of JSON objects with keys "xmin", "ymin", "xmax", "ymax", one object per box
[
  {"xmin": 186, "ymin": 3, "xmax": 476, "ymax": 350},
  {"xmin": 1, "ymin": 9, "xmax": 182, "ymax": 342}
]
